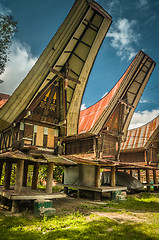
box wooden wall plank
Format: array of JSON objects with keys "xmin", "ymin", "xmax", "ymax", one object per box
[
  {"xmin": 36, "ymin": 126, "xmax": 44, "ymax": 146},
  {"xmin": 47, "ymin": 128, "xmax": 55, "ymax": 148}
]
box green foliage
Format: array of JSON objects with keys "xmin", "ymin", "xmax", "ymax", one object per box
[
  {"xmin": 53, "ymin": 166, "xmax": 64, "ymax": 183},
  {"xmin": 0, "ymin": 14, "xmax": 17, "ymax": 75}
]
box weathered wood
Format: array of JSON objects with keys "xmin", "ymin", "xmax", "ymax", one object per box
[
  {"xmin": 95, "ymin": 165, "xmax": 100, "ymax": 188},
  {"xmin": 46, "ymin": 162, "xmax": 54, "ymax": 194},
  {"xmin": 94, "ymin": 191, "xmax": 101, "ymax": 201},
  {"xmin": 12, "ymin": 200, "xmax": 19, "ymax": 213},
  {"xmin": 31, "ymin": 163, "xmax": 40, "ymax": 190},
  {"xmin": 64, "ymin": 186, "xmax": 68, "ymax": 194},
  {"xmin": 137, "ymin": 169, "xmax": 141, "ymax": 181},
  {"xmin": 3, "ymin": 162, "xmax": 12, "ymax": 190},
  {"xmin": 23, "ymin": 162, "xmax": 28, "ymax": 187},
  {"xmin": 153, "ymin": 169, "xmax": 157, "ymax": 184},
  {"xmin": 0, "ymin": 161, "xmax": 4, "ymax": 182},
  {"xmin": 146, "ymin": 169, "xmax": 150, "ymax": 192},
  {"xmin": 111, "ymin": 166, "xmax": 116, "ymax": 187},
  {"xmin": 15, "ymin": 160, "xmax": 24, "ymax": 194}
]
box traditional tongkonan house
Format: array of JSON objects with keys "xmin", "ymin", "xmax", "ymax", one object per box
[
  {"xmin": 120, "ymin": 115, "xmax": 159, "ymax": 190},
  {"xmin": 62, "ymin": 50, "xmax": 156, "ymax": 199},
  {"xmin": 0, "ymin": 0, "xmax": 112, "ymax": 211}
]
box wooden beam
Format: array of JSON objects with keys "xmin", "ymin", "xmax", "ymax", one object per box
[
  {"xmin": 15, "ymin": 160, "xmax": 24, "ymax": 194},
  {"xmin": 95, "ymin": 165, "xmax": 100, "ymax": 188},
  {"xmin": 130, "ymin": 169, "xmax": 133, "ymax": 176},
  {"xmin": 46, "ymin": 162, "xmax": 54, "ymax": 194},
  {"xmin": 111, "ymin": 166, "xmax": 116, "ymax": 187},
  {"xmin": 3, "ymin": 162, "xmax": 12, "ymax": 190},
  {"xmin": 153, "ymin": 169, "xmax": 157, "ymax": 184},
  {"xmin": 31, "ymin": 163, "xmax": 39, "ymax": 190},
  {"xmin": 50, "ymin": 68, "xmax": 80, "ymax": 84}
]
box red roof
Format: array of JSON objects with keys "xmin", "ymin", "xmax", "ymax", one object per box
[
  {"xmin": 78, "ymin": 57, "xmax": 134, "ymax": 134},
  {"xmin": 121, "ymin": 115, "xmax": 159, "ymax": 150},
  {"xmin": 0, "ymin": 93, "xmax": 10, "ymax": 109}
]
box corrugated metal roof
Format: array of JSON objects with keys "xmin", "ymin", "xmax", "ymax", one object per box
[
  {"xmin": 78, "ymin": 51, "xmax": 156, "ymax": 135},
  {"xmin": 121, "ymin": 115, "xmax": 159, "ymax": 150},
  {"xmin": 78, "ymin": 71, "xmax": 125, "ymax": 133}
]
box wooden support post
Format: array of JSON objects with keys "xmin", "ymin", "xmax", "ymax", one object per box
[
  {"xmin": 15, "ymin": 160, "xmax": 24, "ymax": 194},
  {"xmin": 111, "ymin": 166, "xmax": 116, "ymax": 187},
  {"xmin": 23, "ymin": 162, "xmax": 28, "ymax": 187},
  {"xmin": 137, "ymin": 169, "xmax": 141, "ymax": 181},
  {"xmin": 95, "ymin": 165, "xmax": 100, "ymax": 188},
  {"xmin": 12, "ymin": 200, "xmax": 19, "ymax": 213},
  {"xmin": 31, "ymin": 163, "xmax": 39, "ymax": 190},
  {"xmin": 0, "ymin": 161, "xmax": 4, "ymax": 182},
  {"xmin": 3, "ymin": 162, "xmax": 12, "ymax": 190},
  {"xmin": 130, "ymin": 169, "xmax": 133, "ymax": 176},
  {"xmin": 153, "ymin": 169, "xmax": 157, "ymax": 191},
  {"xmin": 146, "ymin": 169, "xmax": 150, "ymax": 192},
  {"xmin": 64, "ymin": 187, "xmax": 68, "ymax": 194},
  {"xmin": 46, "ymin": 162, "xmax": 54, "ymax": 194}
]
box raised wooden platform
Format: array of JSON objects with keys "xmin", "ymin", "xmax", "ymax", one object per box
[
  {"xmin": 59, "ymin": 183, "xmax": 127, "ymax": 200},
  {"xmin": 0, "ymin": 186, "xmax": 66, "ymax": 201}
]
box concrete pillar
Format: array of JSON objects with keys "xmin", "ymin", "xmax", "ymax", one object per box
[
  {"xmin": 95, "ymin": 165, "xmax": 100, "ymax": 188},
  {"xmin": 3, "ymin": 162, "xmax": 12, "ymax": 190},
  {"xmin": 23, "ymin": 162, "xmax": 28, "ymax": 187},
  {"xmin": 137, "ymin": 169, "xmax": 141, "ymax": 181},
  {"xmin": 111, "ymin": 166, "xmax": 116, "ymax": 187},
  {"xmin": 15, "ymin": 160, "xmax": 24, "ymax": 194},
  {"xmin": 31, "ymin": 163, "xmax": 39, "ymax": 189},
  {"xmin": 0, "ymin": 161, "xmax": 4, "ymax": 182},
  {"xmin": 46, "ymin": 162, "xmax": 54, "ymax": 194}
]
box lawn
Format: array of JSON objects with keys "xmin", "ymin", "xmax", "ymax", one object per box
[{"xmin": 0, "ymin": 192, "xmax": 159, "ymax": 240}]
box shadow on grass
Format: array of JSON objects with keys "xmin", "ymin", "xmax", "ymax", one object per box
[{"xmin": 0, "ymin": 215, "xmax": 158, "ymax": 240}]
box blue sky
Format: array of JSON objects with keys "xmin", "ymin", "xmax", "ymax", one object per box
[{"xmin": 0, "ymin": 0, "xmax": 159, "ymax": 129}]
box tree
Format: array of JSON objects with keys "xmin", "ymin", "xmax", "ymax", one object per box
[{"xmin": 0, "ymin": 14, "xmax": 17, "ymax": 75}]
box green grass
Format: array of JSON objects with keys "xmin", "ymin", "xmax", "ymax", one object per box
[{"xmin": 0, "ymin": 193, "xmax": 159, "ymax": 240}]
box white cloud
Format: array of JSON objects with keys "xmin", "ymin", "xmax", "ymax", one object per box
[
  {"xmin": 80, "ymin": 103, "xmax": 86, "ymax": 111},
  {"xmin": 107, "ymin": 18, "xmax": 140, "ymax": 60},
  {"xmin": 0, "ymin": 3, "xmax": 11, "ymax": 15},
  {"xmin": 0, "ymin": 40, "xmax": 37, "ymax": 94},
  {"xmin": 137, "ymin": 0, "xmax": 148, "ymax": 8},
  {"xmin": 129, "ymin": 109, "xmax": 159, "ymax": 129}
]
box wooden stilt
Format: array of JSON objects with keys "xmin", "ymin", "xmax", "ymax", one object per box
[
  {"xmin": 3, "ymin": 162, "xmax": 12, "ymax": 190},
  {"xmin": 137, "ymin": 169, "xmax": 141, "ymax": 181},
  {"xmin": 23, "ymin": 162, "xmax": 28, "ymax": 187},
  {"xmin": 153, "ymin": 169, "xmax": 157, "ymax": 191},
  {"xmin": 46, "ymin": 162, "xmax": 54, "ymax": 194},
  {"xmin": 95, "ymin": 165, "xmax": 100, "ymax": 188},
  {"xmin": 146, "ymin": 169, "xmax": 150, "ymax": 192},
  {"xmin": 64, "ymin": 187, "xmax": 68, "ymax": 194},
  {"xmin": 15, "ymin": 160, "xmax": 24, "ymax": 194},
  {"xmin": 0, "ymin": 161, "xmax": 4, "ymax": 182},
  {"xmin": 12, "ymin": 200, "xmax": 19, "ymax": 213},
  {"xmin": 111, "ymin": 166, "xmax": 116, "ymax": 187},
  {"xmin": 31, "ymin": 163, "xmax": 39, "ymax": 189}
]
